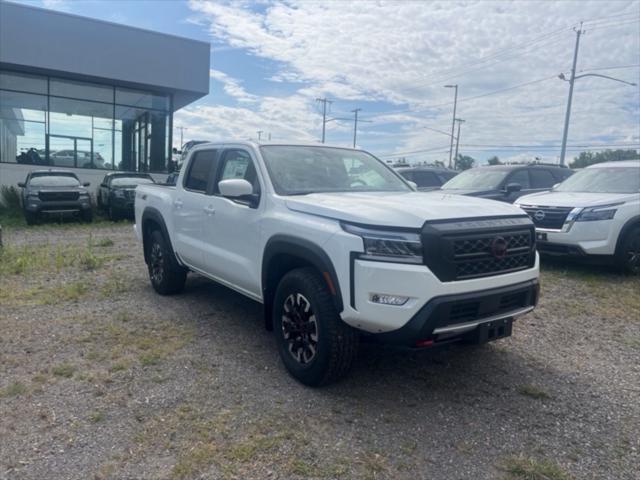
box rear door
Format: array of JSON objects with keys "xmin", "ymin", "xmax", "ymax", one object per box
[
  {"xmin": 202, "ymin": 148, "xmax": 264, "ymax": 299},
  {"xmin": 529, "ymin": 168, "xmax": 558, "ymax": 193},
  {"xmin": 172, "ymin": 149, "xmax": 218, "ymax": 270}
]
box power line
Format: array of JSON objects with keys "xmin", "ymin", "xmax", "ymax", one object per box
[{"xmin": 579, "ymin": 64, "xmax": 640, "ymax": 72}]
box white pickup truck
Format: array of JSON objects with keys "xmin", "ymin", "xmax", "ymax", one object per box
[{"xmin": 134, "ymin": 142, "xmax": 540, "ymax": 386}]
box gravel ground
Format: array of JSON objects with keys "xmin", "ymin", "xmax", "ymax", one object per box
[{"xmin": 0, "ymin": 222, "xmax": 638, "ymax": 480}]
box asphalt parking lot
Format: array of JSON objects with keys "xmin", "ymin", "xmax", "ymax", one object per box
[{"xmin": 0, "ymin": 222, "xmax": 638, "ymax": 480}]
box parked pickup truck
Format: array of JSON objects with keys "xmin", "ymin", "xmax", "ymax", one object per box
[{"xmin": 134, "ymin": 142, "xmax": 540, "ymax": 386}]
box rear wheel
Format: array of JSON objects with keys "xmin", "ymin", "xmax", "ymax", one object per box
[
  {"xmin": 108, "ymin": 206, "xmax": 119, "ymax": 221},
  {"xmin": 618, "ymin": 226, "xmax": 640, "ymax": 275},
  {"xmin": 147, "ymin": 230, "xmax": 187, "ymax": 294},
  {"xmin": 273, "ymin": 268, "xmax": 358, "ymax": 386}
]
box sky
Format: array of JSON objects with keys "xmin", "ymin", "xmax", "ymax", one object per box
[{"xmin": 15, "ymin": 0, "xmax": 640, "ymax": 165}]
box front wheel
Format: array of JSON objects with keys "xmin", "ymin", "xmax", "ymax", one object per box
[
  {"xmin": 273, "ymin": 268, "xmax": 358, "ymax": 386},
  {"xmin": 147, "ymin": 230, "xmax": 187, "ymax": 294},
  {"xmin": 618, "ymin": 226, "xmax": 640, "ymax": 275},
  {"xmin": 24, "ymin": 211, "xmax": 38, "ymax": 225}
]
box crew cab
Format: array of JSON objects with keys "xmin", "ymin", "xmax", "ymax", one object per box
[
  {"xmin": 516, "ymin": 160, "xmax": 640, "ymax": 274},
  {"xmin": 135, "ymin": 142, "xmax": 540, "ymax": 386},
  {"xmin": 18, "ymin": 170, "xmax": 92, "ymax": 224}
]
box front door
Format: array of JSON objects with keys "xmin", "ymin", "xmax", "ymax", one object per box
[
  {"xmin": 203, "ymin": 148, "xmax": 264, "ymax": 299},
  {"xmin": 172, "ymin": 149, "xmax": 218, "ymax": 270}
]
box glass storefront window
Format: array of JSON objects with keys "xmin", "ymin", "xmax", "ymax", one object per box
[{"xmin": 0, "ymin": 69, "xmax": 171, "ymax": 172}]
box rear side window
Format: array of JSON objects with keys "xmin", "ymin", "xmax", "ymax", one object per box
[
  {"xmin": 530, "ymin": 169, "xmax": 556, "ymax": 188},
  {"xmin": 411, "ymin": 171, "xmax": 441, "ymax": 187},
  {"xmin": 184, "ymin": 150, "xmax": 217, "ymax": 192},
  {"xmin": 507, "ymin": 169, "xmax": 530, "ymax": 189},
  {"xmin": 552, "ymin": 168, "xmax": 573, "ymax": 181}
]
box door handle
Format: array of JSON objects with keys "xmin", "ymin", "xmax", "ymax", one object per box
[
  {"xmin": 203, "ymin": 205, "xmax": 216, "ymax": 215},
  {"xmin": 173, "ymin": 199, "xmax": 183, "ymax": 209}
]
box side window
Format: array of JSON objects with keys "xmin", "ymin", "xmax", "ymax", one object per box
[
  {"xmin": 217, "ymin": 150, "xmax": 259, "ymax": 193},
  {"xmin": 507, "ymin": 170, "xmax": 530, "ymax": 189},
  {"xmin": 412, "ymin": 171, "xmax": 441, "ymax": 187},
  {"xmin": 530, "ymin": 169, "xmax": 556, "ymax": 189},
  {"xmin": 183, "ymin": 150, "xmax": 217, "ymax": 193}
]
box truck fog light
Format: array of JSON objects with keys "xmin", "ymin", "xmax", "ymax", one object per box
[{"xmin": 370, "ymin": 293, "xmax": 409, "ymax": 306}]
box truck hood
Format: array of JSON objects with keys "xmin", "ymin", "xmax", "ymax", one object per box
[
  {"xmin": 284, "ymin": 191, "xmax": 524, "ymax": 228},
  {"xmin": 516, "ymin": 191, "xmax": 638, "ymax": 208},
  {"xmin": 440, "ymin": 188, "xmax": 498, "ymax": 197}
]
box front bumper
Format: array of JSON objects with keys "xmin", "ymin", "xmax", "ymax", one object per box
[
  {"xmin": 25, "ymin": 200, "xmax": 91, "ymax": 214},
  {"xmin": 535, "ymin": 220, "xmax": 616, "ymax": 256},
  {"xmin": 369, "ymin": 280, "xmax": 538, "ymax": 347}
]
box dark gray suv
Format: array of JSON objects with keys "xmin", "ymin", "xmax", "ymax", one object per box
[{"xmin": 441, "ymin": 164, "xmax": 573, "ymax": 203}]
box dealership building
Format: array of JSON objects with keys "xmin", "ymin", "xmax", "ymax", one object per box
[{"xmin": 0, "ymin": 1, "xmax": 210, "ymax": 189}]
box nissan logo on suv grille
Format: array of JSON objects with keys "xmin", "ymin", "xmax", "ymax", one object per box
[{"xmin": 533, "ymin": 210, "xmax": 546, "ymax": 221}]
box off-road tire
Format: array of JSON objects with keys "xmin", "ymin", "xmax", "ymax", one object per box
[
  {"xmin": 81, "ymin": 210, "xmax": 93, "ymax": 223},
  {"xmin": 273, "ymin": 267, "xmax": 358, "ymax": 386},
  {"xmin": 147, "ymin": 230, "xmax": 187, "ymax": 294},
  {"xmin": 108, "ymin": 206, "xmax": 119, "ymax": 222},
  {"xmin": 24, "ymin": 211, "xmax": 38, "ymax": 226},
  {"xmin": 617, "ymin": 226, "xmax": 640, "ymax": 275}
]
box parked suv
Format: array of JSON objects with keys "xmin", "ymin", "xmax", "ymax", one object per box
[
  {"xmin": 395, "ymin": 165, "xmax": 458, "ymax": 191},
  {"xmin": 97, "ymin": 172, "xmax": 154, "ymax": 220},
  {"xmin": 516, "ymin": 160, "xmax": 640, "ymax": 273},
  {"xmin": 441, "ymin": 164, "xmax": 573, "ymax": 202},
  {"xmin": 18, "ymin": 170, "xmax": 92, "ymax": 224},
  {"xmin": 135, "ymin": 142, "xmax": 540, "ymax": 386}
]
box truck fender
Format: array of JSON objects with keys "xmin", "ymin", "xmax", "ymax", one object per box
[
  {"xmin": 141, "ymin": 207, "xmax": 179, "ymax": 265},
  {"xmin": 262, "ymin": 235, "xmax": 344, "ymax": 330}
]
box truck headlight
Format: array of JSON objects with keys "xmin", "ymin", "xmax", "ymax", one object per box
[
  {"xmin": 341, "ymin": 222, "xmax": 423, "ymax": 264},
  {"xmin": 576, "ymin": 203, "xmax": 622, "ymax": 222}
]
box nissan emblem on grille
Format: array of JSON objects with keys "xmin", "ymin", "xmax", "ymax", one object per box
[
  {"xmin": 534, "ymin": 210, "xmax": 546, "ymax": 221},
  {"xmin": 490, "ymin": 236, "xmax": 508, "ymax": 258}
]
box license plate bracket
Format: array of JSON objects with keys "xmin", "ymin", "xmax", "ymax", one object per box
[{"xmin": 468, "ymin": 318, "xmax": 513, "ymax": 344}]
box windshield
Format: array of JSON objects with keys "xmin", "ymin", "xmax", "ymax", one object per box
[
  {"xmin": 260, "ymin": 146, "xmax": 411, "ymax": 195},
  {"xmin": 29, "ymin": 175, "xmax": 79, "ymax": 187},
  {"xmin": 555, "ymin": 167, "xmax": 640, "ymax": 194},
  {"xmin": 442, "ymin": 169, "xmax": 508, "ymax": 190},
  {"xmin": 111, "ymin": 177, "xmax": 154, "ymax": 187}
]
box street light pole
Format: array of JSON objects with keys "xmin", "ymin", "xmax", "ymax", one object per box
[
  {"xmin": 351, "ymin": 108, "xmax": 361, "ymax": 148},
  {"xmin": 444, "ymin": 84, "xmax": 458, "ymax": 169},
  {"xmin": 316, "ymin": 98, "xmax": 332, "ymax": 143},
  {"xmin": 453, "ymin": 118, "xmax": 465, "ymax": 166}
]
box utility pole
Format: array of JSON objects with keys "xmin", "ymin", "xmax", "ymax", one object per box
[
  {"xmin": 559, "ymin": 24, "xmax": 583, "ymax": 166},
  {"xmin": 177, "ymin": 126, "xmax": 188, "ymax": 148},
  {"xmin": 257, "ymin": 130, "xmax": 263, "ymax": 141},
  {"xmin": 444, "ymin": 84, "xmax": 458, "ymax": 169},
  {"xmin": 351, "ymin": 108, "xmax": 361, "ymax": 148},
  {"xmin": 316, "ymin": 98, "xmax": 332, "ymax": 143},
  {"xmin": 453, "ymin": 118, "xmax": 465, "ymax": 166}
]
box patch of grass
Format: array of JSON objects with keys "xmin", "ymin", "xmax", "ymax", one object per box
[
  {"xmin": 78, "ymin": 248, "xmax": 104, "ymax": 271},
  {"xmin": 0, "ymin": 242, "xmax": 108, "ymax": 276},
  {"xmin": 139, "ymin": 350, "xmax": 163, "ymax": 366},
  {"xmin": 99, "ymin": 272, "xmax": 129, "ymax": 298},
  {"xmin": 517, "ymin": 384, "xmax": 550, "ymax": 400},
  {"xmin": 0, "ymin": 186, "xmax": 23, "ymax": 227},
  {"xmin": 88, "ymin": 410, "xmax": 105, "ymax": 423},
  {"xmin": 51, "ymin": 363, "xmax": 76, "ymax": 378},
  {"xmin": 171, "ymin": 442, "xmax": 218, "ymax": 479},
  {"xmin": 109, "ymin": 360, "xmax": 131, "ymax": 372},
  {"xmin": 500, "ymin": 455, "xmax": 573, "ymax": 480},
  {"xmin": 94, "ymin": 237, "xmax": 114, "ymax": 247},
  {"xmin": 0, "ymin": 381, "xmax": 28, "ymax": 397}
]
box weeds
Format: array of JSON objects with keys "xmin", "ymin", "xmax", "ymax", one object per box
[
  {"xmin": 500, "ymin": 455, "xmax": 573, "ymax": 480},
  {"xmin": 0, "ymin": 381, "xmax": 28, "ymax": 397},
  {"xmin": 52, "ymin": 363, "xmax": 76, "ymax": 378},
  {"xmin": 517, "ymin": 384, "xmax": 551, "ymax": 400}
]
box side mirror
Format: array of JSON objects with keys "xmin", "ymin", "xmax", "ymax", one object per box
[
  {"xmin": 505, "ymin": 182, "xmax": 522, "ymax": 193},
  {"xmin": 407, "ymin": 180, "xmax": 418, "ymax": 190},
  {"xmin": 83, "ymin": 182, "xmax": 91, "ymax": 187},
  {"xmin": 18, "ymin": 182, "xmax": 26, "ymax": 188},
  {"xmin": 218, "ymin": 179, "xmax": 253, "ymax": 198}
]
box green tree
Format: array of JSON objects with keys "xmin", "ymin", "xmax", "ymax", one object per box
[
  {"xmin": 455, "ymin": 154, "xmax": 475, "ymax": 171},
  {"xmin": 433, "ymin": 160, "xmax": 445, "ymax": 168},
  {"xmin": 487, "ymin": 156, "xmax": 501, "ymax": 165},
  {"xmin": 569, "ymin": 149, "xmax": 638, "ymax": 169}
]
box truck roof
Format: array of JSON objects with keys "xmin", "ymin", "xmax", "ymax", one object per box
[
  {"xmin": 586, "ymin": 159, "xmax": 640, "ymax": 168},
  {"xmin": 190, "ymin": 140, "xmax": 364, "ymax": 150}
]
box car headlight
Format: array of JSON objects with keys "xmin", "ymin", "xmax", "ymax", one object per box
[
  {"xmin": 576, "ymin": 203, "xmax": 622, "ymax": 222},
  {"xmin": 341, "ymin": 222, "xmax": 423, "ymax": 264}
]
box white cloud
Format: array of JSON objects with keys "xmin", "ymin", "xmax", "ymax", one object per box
[
  {"xmin": 185, "ymin": 0, "xmax": 639, "ymax": 161},
  {"xmin": 209, "ymin": 68, "xmax": 258, "ymax": 103}
]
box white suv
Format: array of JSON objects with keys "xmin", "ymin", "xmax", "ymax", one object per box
[
  {"xmin": 516, "ymin": 160, "xmax": 640, "ymax": 274},
  {"xmin": 135, "ymin": 142, "xmax": 540, "ymax": 385}
]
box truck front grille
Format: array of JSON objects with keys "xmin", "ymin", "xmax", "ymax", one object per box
[
  {"xmin": 39, "ymin": 191, "xmax": 79, "ymax": 201},
  {"xmin": 421, "ymin": 216, "xmax": 536, "ymax": 282},
  {"xmin": 520, "ymin": 206, "xmax": 572, "ymax": 230}
]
